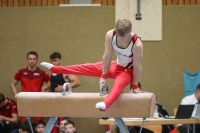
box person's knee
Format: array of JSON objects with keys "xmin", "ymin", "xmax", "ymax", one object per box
[
  {"xmin": 0, "ymin": 122, "xmax": 4, "ymax": 133},
  {"xmin": 5, "ymin": 122, "xmax": 18, "ymax": 133},
  {"xmin": 178, "ymin": 125, "xmax": 189, "ymax": 133}
]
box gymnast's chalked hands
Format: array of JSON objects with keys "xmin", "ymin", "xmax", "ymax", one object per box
[
  {"xmin": 99, "ymin": 78, "xmax": 107, "ymax": 87},
  {"xmin": 129, "ymin": 88, "xmax": 145, "ymax": 93}
]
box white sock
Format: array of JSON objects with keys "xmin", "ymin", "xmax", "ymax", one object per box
[
  {"xmin": 41, "ymin": 62, "xmax": 54, "ymax": 69},
  {"xmin": 41, "ymin": 62, "xmax": 57, "ymax": 76},
  {"xmin": 95, "ymin": 102, "xmax": 106, "ymax": 110}
]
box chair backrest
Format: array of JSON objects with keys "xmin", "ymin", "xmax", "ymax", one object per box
[
  {"xmin": 174, "ymin": 108, "xmax": 178, "ymax": 116},
  {"xmin": 173, "ymin": 108, "xmax": 179, "ymax": 133}
]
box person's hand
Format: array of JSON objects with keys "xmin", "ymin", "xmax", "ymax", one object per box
[
  {"xmin": 132, "ymin": 88, "xmax": 141, "ymax": 93},
  {"xmin": 129, "ymin": 88, "xmax": 140, "ymax": 93},
  {"xmin": 55, "ymin": 85, "xmax": 63, "ymax": 92},
  {"xmin": 99, "ymin": 78, "xmax": 107, "ymax": 87},
  {"xmin": 129, "ymin": 88, "xmax": 145, "ymax": 93},
  {"xmin": 41, "ymin": 85, "xmax": 48, "ymax": 92},
  {"xmin": 0, "ymin": 115, "xmax": 5, "ymax": 121}
]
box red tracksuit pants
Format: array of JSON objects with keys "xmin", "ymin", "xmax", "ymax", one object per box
[{"xmin": 50, "ymin": 61, "xmax": 133, "ymax": 109}]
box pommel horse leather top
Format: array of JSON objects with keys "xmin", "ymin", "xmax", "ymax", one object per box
[{"xmin": 16, "ymin": 92, "xmax": 156, "ymax": 118}]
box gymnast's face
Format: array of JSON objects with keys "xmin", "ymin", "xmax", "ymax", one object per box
[
  {"xmin": 51, "ymin": 58, "xmax": 61, "ymax": 66},
  {"xmin": 27, "ymin": 54, "xmax": 38, "ymax": 68},
  {"xmin": 117, "ymin": 30, "xmax": 132, "ymax": 40}
]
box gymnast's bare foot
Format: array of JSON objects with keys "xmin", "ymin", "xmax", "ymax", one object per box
[
  {"xmin": 96, "ymin": 102, "xmax": 106, "ymax": 112},
  {"xmin": 41, "ymin": 62, "xmax": 57, "ymax": 76}
]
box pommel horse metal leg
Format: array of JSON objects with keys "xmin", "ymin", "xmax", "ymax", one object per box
[
  {"xmin": 186, "ymin": 124, "xmax": 195, "ymax": 133},
  {"xmin": 43, "ymin": 117, "xmax": 58, "ymax": 133},
  {"xmin": 139, "ymin": 118, "xmax": 146, "ymax": 133},
  {"xmin": 26, "ymin": 117, "xmax": 34, "ymax": 133},
  {"xmin": 114, "ymin": 118, "xmax": 146, "ymax": 133},
  {"xmin": 114, "ymin": 118, "xmax": 130, "ymax": 133},
  {"xmin": 26, "ymin": 116, "xmax": 59, "ymax": 133},
  {"xmin": 193, "ymin": 124, "xmax": 195, "ymax": 133}
]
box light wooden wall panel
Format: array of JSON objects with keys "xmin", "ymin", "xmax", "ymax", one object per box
[
  {"xmin": 31, "ymin": 0, "xmax": 36, "ymax": 6},
  {"xmin": 13, "ymin": 0, "xmax": 18, "ymax": 6},
  {"xmin": 7, "ymin": 0, "xmax": 13, "ymax": 6},
  {"xmin": 19, "ymin": 0, "xmax": 24, "ymax": 6},
  {"xmin": 59, "ymin": 0, "xmax": 65, "ymax": 4},
  {"xmin": 25, "ymin": 0, "xmax": 30, "ymax": 6},
  {"xmin": 2, "ymin": 0, "xmax": 7, "ymax": 6},
  {"xmin": 36, "ymin": 0, "xmax": 42, "ymax": 6},
  {"xmin": 53, "ymin": 0, "xmax": 58, "ymax": 6},
  {"xmin": 179, "ymin": 0, "xmax": 184, "ymax": 5},
  {"xmin": 47, "ymin": 0, "xmax": 52, "ymax": 6},
  {"xmin": 41, "ymin": 0, "xmax": 47, "ymax": 6},
  {"xmin": 1, "ymin": 0, "xmax": 200, "ymax": 6},
  {"xmin": 92, "ymin": 0, "xmax": 101, "ymax": 4},
  {"xmin": 0, "ymin": 0, "xmax": 69, "ymax": 6},
  {"xmin": 101, "ymin": 0, "xmax": 107, "ymax": 5},
  {"xmin": 185, "ymin": 0, "xmax": 190, "ymax": 4},
  {"xmin": 107, "ymin": 0, "xmax": 114, "ymax": 5},
  {"xmin": 116, "ymin": 0, "xmax": 162, "ymax": 41}
]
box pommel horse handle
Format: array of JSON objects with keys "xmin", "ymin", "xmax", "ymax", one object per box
[
  {"xmin": 99, "ymin": 84, "xmax": 108, "ymax": 96},
  {"xmin": 62, "ymin": 83, "xmax": 72, "ymax": 96}
]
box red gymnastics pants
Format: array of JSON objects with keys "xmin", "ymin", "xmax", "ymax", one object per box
[{"xmin": 50, "ymin": 61, "xmax": 133, "ymax": 109}]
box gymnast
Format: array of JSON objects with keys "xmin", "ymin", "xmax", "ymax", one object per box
[{"xmin": 41, "ymin": 18, "xmax": 143, "ymax": 112}]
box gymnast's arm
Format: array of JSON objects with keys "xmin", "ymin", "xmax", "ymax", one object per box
[
  {"xmin": 131, "ymin": 38, "xmax": 143, "ymax": 93},
  {"xmin": 10, "ymin": 79, "xmax": 19, "ymax": 96},
  {"xmin": 102, "ymin": 30, "xmax": 113, "ymax": 75}
]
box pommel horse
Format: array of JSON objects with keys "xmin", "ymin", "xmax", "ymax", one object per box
[{"xmin": 16, "ymin": 83, "xmax": 156, "ymax": 133}]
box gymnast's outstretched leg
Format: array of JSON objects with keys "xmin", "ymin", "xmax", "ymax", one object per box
[{"xmin": 41, "ymin": 61, "xmax": 114, "ymax": 78}]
